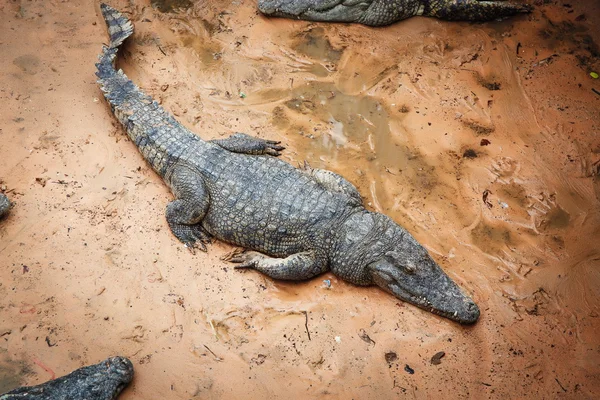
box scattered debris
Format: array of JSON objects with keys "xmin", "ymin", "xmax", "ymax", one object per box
[
  {"xmin": 302, "ymin": 310, "xmax": 311, "ymax": 341},
  {"xmin": 334, "ymin": 336, "xmax": 341, "ymax": 343},
  {"xmin": 404, "ymin": 364, "xmax": 415, "ymax": 374},
  {"xmin": 483, "ymin": 190, "xmax": 493, "ymax": 209},
  {"xmin": 532, "ymin": 54, "xmax": 558, "ymax": 67},
  {"xmin": 251, "ymin": 354, "xmax": 267, "ymax": 365},
  {"xmin": 203, "ymin": 345, "xmax": 223, "ymax": 362},
  {"xmin": 463, "ymin": 149, "xmax": 477, "ymax": 159},
  {"xmin": 591, "ymin": 72, "xmax": 599, "ymax": 79},
  {"xmin": 358, "ymin": 329, "xmax": 375, "ymax": 346},
  {"xmin": 480, "ymin": 139, "xmax": 491, "ymax": 146},
  {"xmin": 430, "ymin": 351, "xmax": 446, "ymax": 365},
  {"xmin": 555, "ymin": 378, "xmax": 568, "ymax": 392},
  {"xmin": 35, "ymin": 177, "xmax": 48, "ymax": 187},
  {"xmin": 322, "ymin": 279, "xmax": 331, "ymax": 288},
  {"xmin": 33, "ymin": 358, "xmax": 56, "ymax": 380},
  {"xmin": 385, "ymin": 352, "xmax": 398, "ymax": 363}
]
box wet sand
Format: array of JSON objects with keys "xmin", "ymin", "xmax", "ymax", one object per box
[{"xmin": 1, "ymin": 0, "xmax": 599, "ymax": 398}]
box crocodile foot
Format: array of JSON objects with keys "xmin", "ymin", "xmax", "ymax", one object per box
[
  {"xmin": 226, "ymin": 249, "xmax": 327, "ymax": 280},
  {"xmin": 211, "ymin": 133, "xmax": 285, "ymax": 156},
  {"xmin": 224, "ymin": 249, "xmax": 264, "ymax": 268},
  {"xmin": 174, "ymin": 224, "xmax": 212, "ymax": 252}
]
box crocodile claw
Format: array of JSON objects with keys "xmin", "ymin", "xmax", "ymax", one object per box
[
  {"xmin": 178, "ymin": 225, "xmax": 211, "ymax": 252},
  {"xmin": 263, "ymin": 140, "xmax": 285, "ymax": 156},
  {"xmin": 223, "ymin": 249, "xmax": 262, "ymax": 268}
]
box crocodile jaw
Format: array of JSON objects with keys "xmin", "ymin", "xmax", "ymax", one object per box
[{"xmin": 369, "ymin": 257, "xmax": 480, "ymax": 324}]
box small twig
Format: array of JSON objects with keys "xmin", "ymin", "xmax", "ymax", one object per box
[
  {"xmin": 203, "ymin": 345, "xmax": 223, "ymax": 362},
  {"xmin": 45, "ymin": 336, "xmax": 56, "ymax": 347},
  {"xmin": 592, "ymin": 88, "xmax": 600, "ymax": 97},
  {"xmin": 32, "ymin": 358, "xmax": 56, "ymax": 380},
  {"xmin": 555, "ymin": 378, "xmax": 567, "ymax": 392},
  {"xmin": 302, "ymin": 311, "xmax": 311, "ymax": 341}
]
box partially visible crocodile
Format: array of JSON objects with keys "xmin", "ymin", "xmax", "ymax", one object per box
[
  {"xmin": 0, "ymin": 193, "xmax": 11, "ymax": 219},
  {"xmin": 0, "ymin": 357, "xmax": 133, "ymax": 400},
  {"xmin": 96, "ymin": 4, "xmax": 480, "ymax": 323},
  {"xmin": 258, "ymin": 0, "xmax": 532, "ymax": 26}
]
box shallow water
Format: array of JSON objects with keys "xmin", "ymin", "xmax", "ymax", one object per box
[{"xmin": 0, "ymin": 0, "xmax": 599, "ymax": 398}]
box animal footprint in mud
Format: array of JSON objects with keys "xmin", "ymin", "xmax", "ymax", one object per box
[
  {"xmin": 278, "ymin": 47, "xmax": 337, "ymax": 77},
  {"xmin": 529, "ymin": 193, "xmax": 571, "ymax": 232},
  {"xmin": 489, "ymin": 157, "xmax": 520, "ymax": 181},
  {"xmin": 122, "ymin": 325, "xmax": 147, "ymax": 343}
]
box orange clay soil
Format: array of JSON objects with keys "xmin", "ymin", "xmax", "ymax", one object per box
[{"xmin": 1, "ymin": 0, "xmax": 599, "ymax": 398}]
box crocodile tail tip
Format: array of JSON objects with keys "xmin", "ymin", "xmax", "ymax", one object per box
[
  {"xmin": 100, "ymin": 3, "xmax": 134, "ymax": 49},
  {"xmin": 96, "ymin": 4, "xmax": 134, "ymax": 80}
]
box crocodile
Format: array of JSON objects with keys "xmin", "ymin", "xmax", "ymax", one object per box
[
  {"xmin": 258, "ymin": 0, "xmax": 533, "ymax": 26},
  {"xmin": 0, "ymin": 193, "xmax": 11, "ymax": 219},
  {"xmin": 0, "ymin": 357, "xmax": 133, "ymax": 400},
  {"xmin": 96, "ymin": 4, "xmax": 480, "ymax": 324}
]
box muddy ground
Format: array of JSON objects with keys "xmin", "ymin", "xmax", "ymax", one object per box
[{"xmin": 1, "ymin": 0, "xmax": 599, "ymax": 398}]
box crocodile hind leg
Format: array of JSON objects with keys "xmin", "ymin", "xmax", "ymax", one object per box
[
  {"xmin": 210, "ymin": 133, "xmax": 285, "ymax": 156},
  {"xmin": 227, "ymin": 250, "xmax": 328, "ymax": 280},
  {"xmin": 426, "ymin": 0, "xmax": 532, "ymax": 21},
  {"xmin": 303, "ymin": 162, "xmax": 362, "ymax": 205},
  {"xmin": 166, "ymin": 168, "xmax": 212, "ymax": 251}
]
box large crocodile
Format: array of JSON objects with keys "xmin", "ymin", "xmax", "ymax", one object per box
[
  {"xmin": 0, "ymin": 357, "xmax": 133, "ymax": 400},
  {"xmin": 96, "ymin": 4, "xmax": 480, "ymax": 324},
  {"xmin": 258, "ymin": 0, "xmax": 532, "ymax": 26}
]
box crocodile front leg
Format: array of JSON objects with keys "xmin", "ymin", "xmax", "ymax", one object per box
[
  {"xmin": 426, "ymin": 0, "xmax": 532, "ymax": 21},
  {"xmin": 210, "ymin": 133, "xmax": 285, "ymax": 156},
  {"xmin": 166, "ymin": 167, "xmax": 212, "ymax": 251},
  {"xmin": 228, "ymin": 250, "xmax": 328, "ymax": 280}
]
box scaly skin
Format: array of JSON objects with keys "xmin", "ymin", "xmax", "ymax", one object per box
[
  {"xmin": 258, "ymin": 0, "xmax": 533, "ymax": 26},
  {"xmin": 0, "ymin": 357, "xmax": 133, "ymax": 400},
  {"xmin": 0, "ymin": 193, "xmax": 11, "ymax": 219},
  {"xmin": 96, "ymin": 4, "xmax": 480, "ymax": 324}
]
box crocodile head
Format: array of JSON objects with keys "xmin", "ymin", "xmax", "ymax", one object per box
[
  {"xmin": 2, "ymin": 356, "xmax": 134, "ymax": 399},
  {"xmin": 104, "ymin": 356, "xmax": 135, "ymax": 397},
  {"xmin": 332, "ymin": 211, "xmax": 480, "ymax": 324}
]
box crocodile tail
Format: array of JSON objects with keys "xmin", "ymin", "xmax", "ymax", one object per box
[
  {"xmin": 426, "ymin": 1, "xmax": 532, "ymax": 22},
  {"xmin": 95, "ymin": 4, "xmax": 201, "ymax": 179},
  {"xmin": 96, "ymin": 4, "xmax": 134, "ymax": 79}
]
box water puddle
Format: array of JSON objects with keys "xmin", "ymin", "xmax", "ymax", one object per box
[
  {"xmin": 249, "ymin": 80, "xmax": 441, "ymax": 213},
  {"xmin": 290, "ymin": 27, "xmax": 343, "ymax": 63},
  {"xmin": 180, "ymin": 34, "xmax": 222, "ymax": 68}
]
